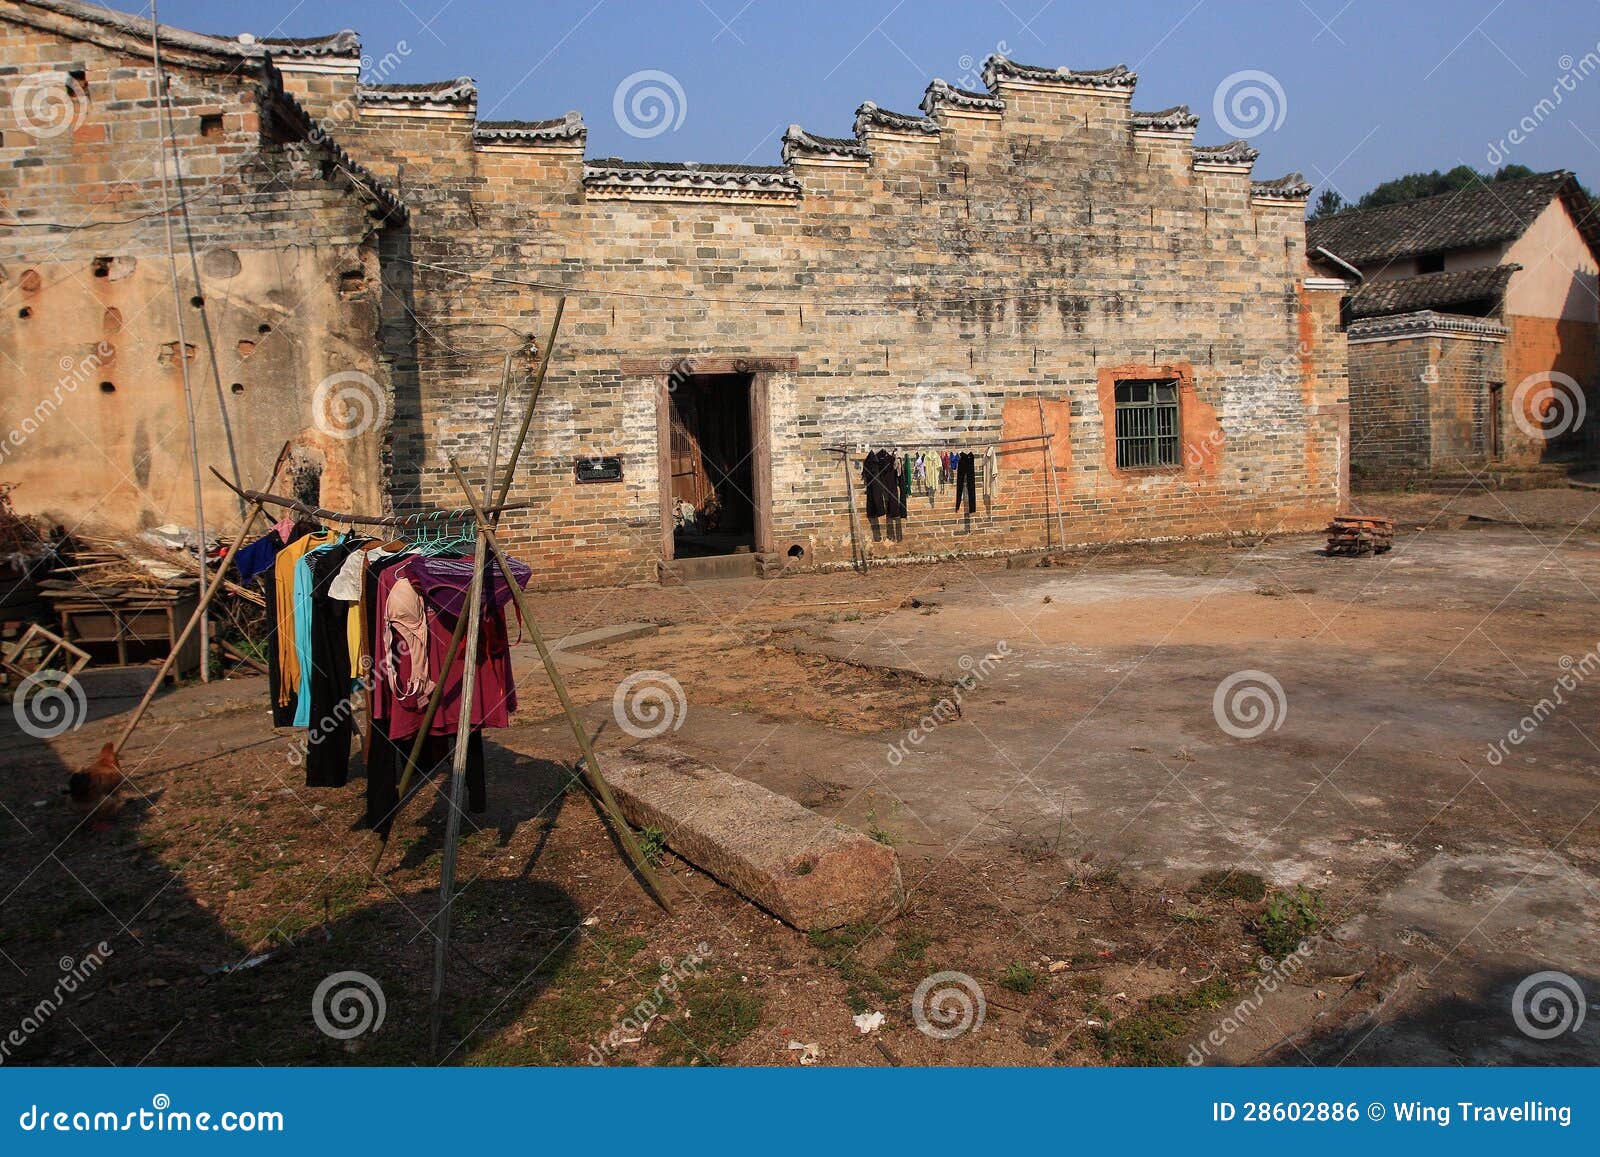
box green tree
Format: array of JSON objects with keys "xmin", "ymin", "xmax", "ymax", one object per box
[
  {"xmin": 1352, "ymin": 164, "xmax": 1549, "ymax": 211},
  {"xmin": 1309, "ymin": 187, "xmax": 1345, "ymax": 220}
]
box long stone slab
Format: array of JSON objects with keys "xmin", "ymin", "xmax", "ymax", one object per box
[
  {"xmin": 600, "ymin": 746, "xmax": 903, "ymax": 931},
  {"xmin": 550, "ymin": 621, "xmax": 660, "ymax": 651}
]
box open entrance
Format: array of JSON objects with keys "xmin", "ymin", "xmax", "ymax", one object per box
[{"xmin": 668, "ymin": 373, "xmax": 756, "ymax": 558}]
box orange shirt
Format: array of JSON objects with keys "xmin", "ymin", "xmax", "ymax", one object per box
[{"xmin": 273, "ymin": 530, "xmax": 335, "ymax": 707}]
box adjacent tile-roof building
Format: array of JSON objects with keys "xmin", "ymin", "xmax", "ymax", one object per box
[
  {"xmin": 1317, "ymin": 171, "xmax": 1598, "ymax": 478},
  {"xmin": 1346, "ymin": 264, "xmax": 1520, "ymax": 319},
  {"xmin": 1307, "ymin": 171, "xmax": 1597, "ymax": 266}
]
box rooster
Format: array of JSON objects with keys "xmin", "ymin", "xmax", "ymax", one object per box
[{"xmin": 63, "ymin": 743, "xmax": 126, "ymax": 829}]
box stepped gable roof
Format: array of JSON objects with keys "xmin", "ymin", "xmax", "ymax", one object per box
[
  {"xmin": 1130, "ymin": 105, "xmax": 1198, "ymax": 132},
  {"xmin": 1252, "ymin": 172, "xmax": 1312, "ymax": 200},
  {"xmin": 981, "ymin": 56, "xmax": 1136, "ymax": 91},
  {"xmin": 1193, "ymin": 140, "xmax": 1259, "ymax": 165},
  {"xmin": 920, "ymin": 78, "xmax": 1005, "ymax": 115},
  {"xmin": 359, "ymin": 76, "xmax": 477, "ymax": 105},
  {"xmin": 853, "ymin": 101, "xmax": 940, "ymax": 136},
  {"xmin": 781, "ymin": 125, "xmax": 870, "ymax": 163},
  {"xmin": 474, "ymin": 112, "xmax": 585, "ymax": 144}
]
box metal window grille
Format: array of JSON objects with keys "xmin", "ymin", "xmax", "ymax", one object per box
[{"xmin": 1114, "ymin": 379, "xmax": 1180, "ymax": 469}]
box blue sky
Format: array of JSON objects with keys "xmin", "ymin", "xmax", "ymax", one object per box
[{"xmin": 116, "ymin": 0, "xmax": 1600, "ymax": 200}]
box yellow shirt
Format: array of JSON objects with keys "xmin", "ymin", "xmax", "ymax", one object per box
[{"xmin": 273, "ymin": 531, "xmax": 335, "ymax": 707}]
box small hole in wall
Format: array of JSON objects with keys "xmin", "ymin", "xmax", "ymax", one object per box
[
  {"xmin": 92, "ymin": 256, "xmax": 112, "ymax": 277},
  {"xmin": 230, "ymin": 382, "xmax": 244, "ymax": 395},
  {"xmin": 257, "ymin": 323, "xmax": 272, "ymax": 334},
  {"xmin": 98, "ymin": 381, "xmax": 115, "ymax": 394},
  {"xmin": 199, "ymin": 114, "xmax": 223, "ymax": 139},
  {"xmin": 787, "ymin": 544, "xmax": 806, "ymax": 559},
  {"xmin": 189, "ymin": 295, "xmax": 204, "ymax": 308},
  {"xmin": 18, "ymin": 307, "xmax": 32, "ymax": 319}
]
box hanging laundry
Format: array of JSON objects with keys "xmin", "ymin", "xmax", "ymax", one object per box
[
  {"xmin": 953, "ymin": 451, "xmax": 978, "ymax": 514},
  {"xmin": 229, "ymin": 518, "xmax": 533, "ymax": 809},
  {"xmin": 271, "ymin": 528, "xmax": 336, "ymax": 710},
  {"xmin": 862, "ymin": 450, "xmax": 904, "ymax": 520}
]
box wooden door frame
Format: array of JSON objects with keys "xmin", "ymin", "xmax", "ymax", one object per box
[{"xmin": 626, "ymin": 356, "xmax": 794, "ymax": 562}]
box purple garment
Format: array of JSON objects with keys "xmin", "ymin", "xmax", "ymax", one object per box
[{"xmin": 406, "ymin": 553, "xmax": 532, "ymax": 617}]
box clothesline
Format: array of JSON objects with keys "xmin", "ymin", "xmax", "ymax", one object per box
[
  {"xmin": 822, "ymin": 432, "xmax": 1054, "ymax": 455},
  {"xmin": 211, "ymin": 470, "xmax": 534, "ymax": 529}
]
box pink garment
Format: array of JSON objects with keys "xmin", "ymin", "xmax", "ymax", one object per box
[
  {"xmin": 273, "ymin": 516, "xmax": 297, "ymax": 541},
  {"xmin": 384, "ymin": 577, "xmax": 433, "ymax": 701},
  {"xmin": 372, "ymin": 562, "xmax": 515, "ymax": 737}
]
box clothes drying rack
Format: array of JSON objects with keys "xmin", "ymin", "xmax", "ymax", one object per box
[
  {"xmin": 823, "ymin": 425, "xmax": 1067, "ymax": 571},
  {"xmin": 107, "ymin": 299, "xmax": 676, "ymax": 1061}
]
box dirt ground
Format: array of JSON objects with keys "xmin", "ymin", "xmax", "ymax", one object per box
[{"xmin": 3, "ymin": 484, "xmax": 1598, "ymax": 1067}]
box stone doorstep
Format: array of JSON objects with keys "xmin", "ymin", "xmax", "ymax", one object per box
[{"xmin": 598, "ymin": 746, "xmax": 904, "ymax": 932}]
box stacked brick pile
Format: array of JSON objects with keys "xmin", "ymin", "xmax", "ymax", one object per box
[{"xmin": 1326, "ymin": 514, "xmax": 1394, "ymax": 556}]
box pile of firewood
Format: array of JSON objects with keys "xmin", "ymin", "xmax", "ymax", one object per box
[{"xmin": 1326, "ymin": 514, "xmax": 1394, "ymax": 557}]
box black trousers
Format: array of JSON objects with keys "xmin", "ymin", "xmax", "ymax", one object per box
[
  {"xmin": 259, "ymin": 574, "xmax": 297, "ymax": 727},
  {"xmin": 304, "ymin": 587, "xmax": 355, "ymax": 787},
  {"xmin": 365, "ymin": 719, "xmax": 486, "ymax": 836},
  {"xmin": 953, "ymin": 452, "xmax": 978, "ymax": 513}
]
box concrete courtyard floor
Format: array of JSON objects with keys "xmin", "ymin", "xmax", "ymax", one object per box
[
  {"xmin": 549, "ymin": 487, "xmax": 1600, "ymax": 1063},
  {"xmin": 4, "ymin": 485, "xmax": 1597, "ymax": 1065}
]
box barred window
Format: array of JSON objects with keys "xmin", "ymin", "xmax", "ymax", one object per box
[{"xmin": 1114, "ymin": 379, "xmax": 1180, "ymax": 469}]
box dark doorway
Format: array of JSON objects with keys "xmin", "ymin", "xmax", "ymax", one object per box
[{"xmin": 668, "ymin": 373, "xmax": 755, "ymax": 557}]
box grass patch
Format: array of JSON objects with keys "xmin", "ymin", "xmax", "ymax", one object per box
[
  {"xmin": 636, "ymin": 826, "xmax": 666, "ymax": 867},
  {"xmin": 654, "ymin": 973, "xmax": 763, "ymax": 1066},
  {"xmin": 1094, "ymin": 976, "xmax": 1237, "ymax": 1065},
  {"xmin": 999, "ymin": 961, "xmax": 1041, "ymax": 995},
  {"xmin": 1253, "ymin": 885, "xmax": 1321, "ymax": 959},
  {"xmin": 1194, "ymin": 868, "xmax": 1268, "ymax": 903}
]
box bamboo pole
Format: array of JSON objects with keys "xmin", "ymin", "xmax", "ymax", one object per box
[
  {"xmin": 446, "ymin": 458, "xmax": 674, "ymax": 912},
  {"xmin": 370, "ymin": 304, "xmax": 565, "ymax": 873},
  {"xmin": 428, "ymin": 367, "xmax": 510, "ymax": 1058},
  {"xmin": 113, "ymin": 442, "xmax": 291, "ymax": 755},
  {"xmin": 841, "ymin": 453, "xmax": 865, "ymax": 573},
  {"xmin": 1037, "ymin": 399, "xmax": 1068, "ymax": 552},
  {"xmin": 208, "ymin": 472, "xmax": 537, "ymax": 527},
  {"xmin": 1037, "ymin": 399, "xmax": 1054, "ymax": 553},
  {"xmin": 150, "ymin": 1, "xmax": 209, "ymax": 682},
  {"xmin": 494, "ymin": 300, "xmax": 565, "ymax": 508}
]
